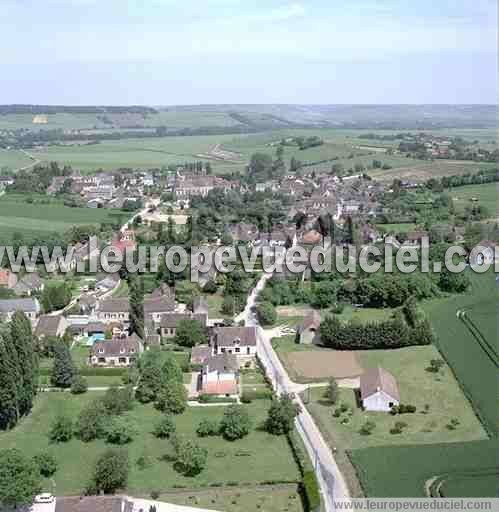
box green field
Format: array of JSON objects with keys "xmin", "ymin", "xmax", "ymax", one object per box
[
  {"xmin": 0, "ymin": 193, "xmax": 124, "ymax": 242},
  {"xmin": 450, "ymin": 182, "xmax": 498, "ymax": 217},
  {"xmin": 0, "ymin": 394, "xmax": 300, "ymax": 495},
  {"xmin": 349, "ymin": 440, "xmax": 498, "ymax": 497},
  {"xmin": 0, "ymin": 149, "xmax": 35, "ymax": 171},
  {"xmin": 423, "ymin": 270, "xmax": 498, "ymax": 435}
]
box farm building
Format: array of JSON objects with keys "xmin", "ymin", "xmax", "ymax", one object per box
[
  {"xmin": 360, "ymin": 367, "xmax": 400, "ymax": 412},
  {"xmin": 298, "ymin": 311, "xmax": 321, "ymax": 345}
]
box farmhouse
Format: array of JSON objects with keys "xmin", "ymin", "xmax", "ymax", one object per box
[
  {"xmin": 143, "ymin": 295, "xmax": 176, "ymax": 323},
  {"xmin": 13, "ymin": 272, "xmax": 44, "ymax": 296},
  {"xmin": 298, "ymin": 311, "xmax": 321, "ymax": 345},
  {"xmin": 35, "ymin": 314, "xmax": 69, "ymax": 339},
  {"xmin": 211, "ymin": 326, "xmax": 257, "ymax": 366},
  {"xmin": 89, "ymin": 333, "xmax": 144, "ymax": 367},
  {"xmin": 97, "ymin": 298, "xmax": 130, "ymax": 324},
  {"xmin": 360, "ymin": 367, "xmax": 400, "ymax": 412},
  {"xmin": 0, "ymin": 298, "xmax": 40, "ymax": 324},
  {"xmin": 200, "ymin": 352, "xmax": 239, "ymax": 397}
]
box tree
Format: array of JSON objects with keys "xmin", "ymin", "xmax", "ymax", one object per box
[
  {"xmin": 153, "ymin": 415, "xmax": 176, "ymax": 439},
  {"xmin": 10, "ymin": 312, "xmax": 38, "ymax": 416},
  {"xmin": 248, "ymin": 152, "xmax": 273, "ymax": 180},
  {"xmin": 33, "ymin": 452, "xmax": 58, "ymax": 477},
  {"xmin": 76, "ymin": 399, "xmax": 110, "ymax": 442},
  {"xmin": 93, "ymin": 449, "xmax": 129, "ymax": 494},
  {"xmin": 70, "ymin": 374, "xmax": 88, "ymax": 394},
  {"xmin": 49, "ymin": 415, "xmax": 73, "ymax": 443},
  {"xmin": 162, "ymin": 355, "xmax": 184, "ymax": 384},
  {"xmin": 0, "ymin": 327, "xmax": 20, "ymax": 430},
  {"xmin": 265, "ymin": 394, "xmax": 300, "ymax": 435},
  {"xmin": 256, "ymin": 301, "xmax": 277, "ymax": 326},
  {"xmin": 135, "ymin": 351, "xmax": 168, "ymax": 403},
  {"xmin": 155, "ymin": 381, "xmax": 188, "ymax": 414},
  {"xmin": 173, "ymin": 319, "xmax": 207, "ymax": 348},
  {"xmin": 41, "ymin": 283, "xmax": 72, "ymax": 313},
  {"xmin": 324, "ymin": 378, "xmax": 339, "ymax": 405},
  {"xmin": 50, "ymin": 341, "xmax": 75, "ymax": 388},
  {"xmin": 219, "ymin": 405, "xmax": 251, "ymax": 441},
  {"xmin": 438, "ymin": 269, "xmax": 470, "ymax": 293},
  {"xmin": 0, "ymin": 449, "xmax": 40, "ymax": 508},
  {"xmin": 100, "ymin": 386, "xmax": 134, "ymax": 416},
  {"xmin": 173, "ymin": 437, "xmax": 208, "ymax": 476},
  {"xmin": 128, "ymin": 274, "xmax": 144, "ymax": 338}
]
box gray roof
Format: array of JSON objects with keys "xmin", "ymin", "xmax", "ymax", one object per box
[
  {"xmin": 191, "ymin": 344, "xmax": 213, "ymax": 365},
  {"xmin": 360, "ymin": 367, "xmax": 400, "ymax": 402},
  {"xmin": 144, "ymin": 296, "xmax": 175, "ymax": 314},
  {"xmin": 213, "ymin": 326, "xmax": 257, "ymax": 347},
  {"xmin": 55, "ymin": 496, "xmax": 128, "ymax": 512},
  {"xmin": 160, "ymin": 312, "xmax": 207, "ymax": 328},
  {"xmin": 204, "ymin": 352, "xmax": 239, "ymax": 374},
  {"xmin": 35, "ymin": 315, "xmax": 63, "ymax": 337},
  {"xmin": 99, "ymin": 297, "xmax": 130, "ymax": 313},
  {"xmin": 91, "ymin": 334, "xmax": 143, "ymax": 358},
  {"xmin": 0, "ymin": 298, "xmax": 38, "ymax": 313}
]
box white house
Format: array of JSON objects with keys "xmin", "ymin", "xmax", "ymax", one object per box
[
  {"xmin": 360, "ymin": 367, "xmax": 400, "ymax": 412},
  {"xmin": 211, "ymin": 326, "xmax": 257, "ymax": 367}
]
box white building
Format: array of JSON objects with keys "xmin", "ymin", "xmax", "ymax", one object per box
[{"xmin": 360, "ymin": 367, "xmax": 400, "ymax": 412}]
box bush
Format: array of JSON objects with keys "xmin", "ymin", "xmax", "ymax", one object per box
[
  {"xmin": 265, "ymin": 394, "xmax": 300, "ymax": 435},
  {"xmin": 101, "ymin": 386, "xmax": 134, "ymax": 415},
  {"xmin": 219, "ymin": 405, "xmax": 252, "ymax": 441},
  {"xmin": 49, "ymin": 415, "xmax": 73, "ymax": 443},
  {"xmin": 202, "ymin": 280, "xmax": 218, "ymax": 293},
  {"xmin": 196, "ymin": 419, "xmax": 220, "ymax": 437},
  {"xmin": 359, "ymin": 420, "xmax": 376, "ymax": 435},
  {"xmin": 173, "ymin": 437, "xmax": 208, "ymax": 476},
  {"xmin": 76, "ymin": 399, "xmax": 110, "ymax": 442},
  {"xmin": 302, "ymin": 471, "xmax": 321, "ymax": 511},
  {"xmin": 93, "ymin": 448, "xmax": 129, "ymax": 493},
  {"xmin": 105, "ymin": 417, "xmax": 137, "ymax": 445},
  {"xmin": 70, "ymin": 374, "xmax": 88, "ymax": 394},
  {"xmin": 33, "ymin": 453, "xmax": 58, "ymax": 477},
  {"xmin": 153, "ymin": 415, "xmax": 176, "ymax": 439},
  {"xmin": 241, "ymin": 389, "xmax": 272, "ymax": 403},
  {"xmin": 155, "ymin": 381, "xmax": 187, "ymax": 414}
]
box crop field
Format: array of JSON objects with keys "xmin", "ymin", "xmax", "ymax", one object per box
[
  {"xmin": 0, "ymin": 149, "xmax": 36, "ymax": 171},
  {"xmin": 0, "ymin": 394, "xmax": 301, "ymax": 495},
  {"xmin": 349, "ymin": 440, "xmax": 498, "ymax": 497},
  {"xmin": 423, "ymin": 270, "xmax": 498, "ymax": 435},
  {"xmin": 450, "ymin": 182, "xmax": 498, "ymax": 217},
  {"xmin": 0, "ymin": 193, "xmax": 121, "ymax": 242}
]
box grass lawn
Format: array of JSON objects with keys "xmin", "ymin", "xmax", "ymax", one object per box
[
  {"xmin": 450, "ymin": 182, "xmax": 498, "ymax": 217},
  {"xmin": 0, "ymin": 149, "xmax": 34, "ymax": 171},
  {"xmin": 304, "ymin": 345, "xmax": 486, "ymax": 451},
  {"xmin": 159, "ymin": 485, "xmax": 304, "ymax": 512},
  {"xmin": 0, "ymin": 394, "xmax": 301, "ymax": 496},
  {"xmin": 376, "ymin": 223, "xmax": 418, "ymax": 234}
]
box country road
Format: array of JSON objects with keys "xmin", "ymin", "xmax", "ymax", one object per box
[{"xmin": 236, "ymin": 263, "xmax": 350, "ymax": 511}]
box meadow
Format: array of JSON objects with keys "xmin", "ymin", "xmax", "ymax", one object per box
[
  {"xmin": 449, "ymin": 182, "xmax": 498, "ymax": 217},
  {"xmin": 422, "ymin": 270, "xmax": 498, "ymax": 435},
  {"xmin": 0, "ymin": 394, "xmax": 301, "ymax": 496},
  {"xmin": 0, "ymin": 149, "xmax": 35, "ymax": 171},
  {"xmin": 0, "ymin": 193, "xmax": 123, "ymax": 243},
  {"xmin": 349, "ymin": 440, "xmax": 497, "ymax": 497}
]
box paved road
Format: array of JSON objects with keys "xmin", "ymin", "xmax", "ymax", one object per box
[{"xmin": 236, "ymin": 269, "xmax": 350, "ymax": 510}]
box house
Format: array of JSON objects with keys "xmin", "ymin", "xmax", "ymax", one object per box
[
  {"xmin": 144, "ymin": 295, "xmax": 176, "ymax": 323},
  {"xmin": 148, "ymin": 283, "xmax": 175, "ymax": 299},
  {"xmin": 77, "ymin": 293, "xmax": 98, "ymax": 314},
  {"xmin": 97, "ymin": 298, "xmax": 130, "ymax": 324},
  {"xmin": 360, "ymin": 367, "xmax": 400, "ymax": 412},
  {"xmin": 0, "ymin": 298, "xmax": 40, "ymax": 324},
  {"xmin": 35, "ymin": 314, "xmax": 69, "ymax": 339},
  {"xmin": 160, "ymin": 312, "xmax": 207, "ymax": 338},
  {"xmin": 0, "ymin": 268, "xmax": 18, "ymax": 289},
  {"xmin": 404, "ymin": 231, "xmax": 429, "ymax": 246},
  {"xmin": 211, "ymin": 326, "xmax": 257, "ymax": 366},
  {"xmin": 298, "ymin": 311, "xmax": 321, "ymax": 345},
  {"xmin": 200, "ymin": 352, "xmax": 239, "ymax": 397},
  {"xmin": 54, "ymin": 495, "xmax": 132, "ymax": 512},
  {"xmin": 89, "ymin": 333, "xmax": 144, "ymax": 367},
  {"xmin": 229, "ymin": 222, "xmax": 259, "ymax": 243},
  {"xmin": 470, "ymin": 240, "xmax": 499, "ymax": 266},
  {"xmin": 13, "ymin": 272, "xmax": 44, "ymax": 296},
  {"xmin": 190, "ymin": 344, "xmax": 213, "ymax": 365},
  {"xmin": 299, "ymin": 229, "xmax": 323, "ymax": 247}
]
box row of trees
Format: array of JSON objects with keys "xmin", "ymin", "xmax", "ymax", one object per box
[{"xmin": 0, "ymin": 312, "xmax": 38, "ymax": 430}]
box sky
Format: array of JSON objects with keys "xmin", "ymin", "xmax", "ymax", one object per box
[{"xmin": 1, "ymin": 0, "xmax": 497, "ymax": 104}]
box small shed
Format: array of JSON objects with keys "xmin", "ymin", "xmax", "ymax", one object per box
[{"xmin": 360, "ymin": 367, "xmax": 400, "ymax": 412}]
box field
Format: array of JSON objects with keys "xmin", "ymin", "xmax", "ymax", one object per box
[
  {"xmin": 304, "ymin": 345, "xmax": 486, "ymax": 450},
  {"xmin": 158, "ymin": 485, "xmax": 304, "ymax": 512},
  {"xmin": 0, "ymin": 193, "xmax": 123, "ymax": 242},
  {"xmin": 349, "ymin": 440, "xmax": 498, "ymax": 497},
  {"xmin": 0, "ymin": 394, "xmax": 301, "ymax": 496},
  {"xmin": 0, "ymin": 149, "xmax": 35, "ymax": 171},
  {"xmin": 2, "ymin": 127, "xmax": 494, "ymax": 176},
  {"xmin": 450, "ymin": 182, "xmax": 498, "ymax": 217},
  {"xmin": 422, "ymin": 270, "xmax": 498, "ymax": 435}
]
